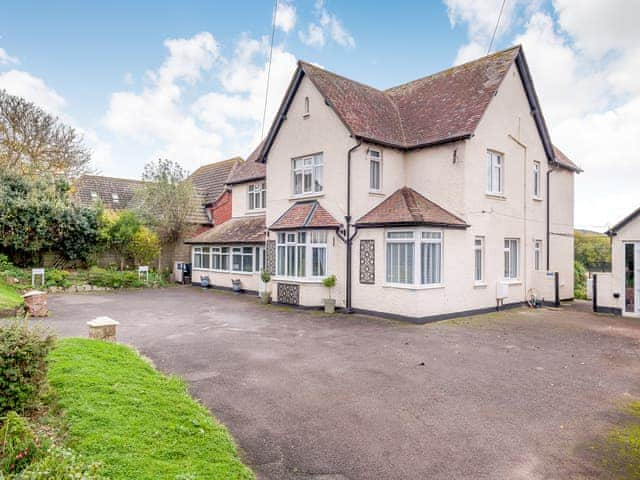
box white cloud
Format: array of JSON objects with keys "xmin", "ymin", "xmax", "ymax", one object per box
[
  {"xmin": 300, "ymin": 0, "xmax": 354, "ymax": 49},
  {"xmin": 0, "ymin": 47, "xmax": 19, "ymax": 65},
  {"xmin": 123, "ymin": 72, "xmax": 134, "ymax": 85},
  {"xmin": 299, "ymin": 23, "xmax": 324, "ymax": 48},
  {"xmin": 0, "ymin": 70, "xmax": 66, "ymax": 115},
  {"xmin": 275, "ymin": 0, "xmax": 297, "ymax": 33},
  {"xmin": 105, "ymin": 32, "xmax": 297, "ymax": 172}
]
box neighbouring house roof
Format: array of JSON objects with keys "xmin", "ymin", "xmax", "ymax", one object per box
[
  {"xmin": 270, "ymin": 200, "xmax": 342, "ymax": 230},
  {"xmin": 260, "ymin": 46, "xmax": 580, "ymax": 173},
  {"xmin": 190, "ymin": 157, "xmax": 243, "ymax": 205},
  {"xmin": 73, "ymin": 175, "xmax": 143, "ymax": 210},
  {"xmin": 185, "ymin": 190, "xmax": 211, "ymax": 225},
  {"xmin": 356, "ymin": 187, "xmax": 468, "ymax": 229},
  {"xmin": 552, "ymin": 145, "xmax": 582, "ymax": 172},
  {"xmin": 606, "ymin": 207, "xmax": 640, "ymax": 236},
  {"xmin": 185, "ymin": 215, "xmax": 266, "ymax": 244},
  {"xmin": 226, "ymin": 141, "xmax": 267, "ymax": 185}
]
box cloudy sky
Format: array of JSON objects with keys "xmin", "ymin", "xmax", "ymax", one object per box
[{"xmin": 1, "ymin": 0, "xmax": 638, "ymax": 231}]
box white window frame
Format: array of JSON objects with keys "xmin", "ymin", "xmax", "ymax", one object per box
[
  {"xmin": 368, "ymin": 149, "xmax": 382, "ymax": 192},
  {"xmin": 474, "ymin": 236, "xmax": 484, "ymax": 284},
  {"xmin": 504, "ymin": 238, "xmax": 520, "ymax": 280},
  {"xmin": 275, "ymin": 230, "xmax": 328, "ymax": 280},
  {"xmin": 533, "ymin": 161, "xmax": 541, "ymax": 198},
  {"xmin": 534, "ymin": 239, "xmax": 542, "ymax": 271},
  {"xmin": 487, "ymin": 150, "xmax": 503, "ymax": 195},
  {"xmin": 90, "ymin": 191, "xmax": 98, "ymax": 201},
  {"xmin": 193, "ymin": 246, "xmax": 211, "ymax": 270},
  {"xmin": 292, "ymin": 154, "xmax": 323, "ymax": 196},
  {"xmin": 211, "ymin": 246, "xmax": 230, "ymax": 271},
  {"xmin": 111, "ymin": 192, "xmax": 120, "ymax": 204},
  {"xmin": 385, "ymin": 229, "xmax": 443, "ymax": 288},
  {"xmin": 231, "ymin": 246, "xmax": 254, "ymax": 273},
  {"xmin": 248, "ymin": 182, "xmax": 266, "ymax": 210},
  {"xmin": 303, "ymin": 96, "xmax": 310, "ymax": 116}
]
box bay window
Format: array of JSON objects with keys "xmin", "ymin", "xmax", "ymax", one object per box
[
  {"xmin": 504, "ymin": 238, "xmax": 519, "ymax": 280},
  {"xmin": 293, "ymin": 154, "xmax": 323, "ymax": 195},
  {"xmin": 276, "ymin": 230, "xmax": 328, "ymax": 279},
  {"xmin": 248, "ymin": 182, "xmax": 266, "ymax": 210},
  {"xmin": 386, "ymin": 230, "xmax": 443, "ymax": 286},
  {"xmin": 487, "ymin": 150, "xmax": 503, "ymax": 195}
]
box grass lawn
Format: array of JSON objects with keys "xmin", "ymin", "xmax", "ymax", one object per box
[
  {"xmin": 48, "ymin": 338, "xmax": 254, "ymax": 480},
  {"xmin": 0, "ymin": 278, "xmax": 23, "ymax": 311}
]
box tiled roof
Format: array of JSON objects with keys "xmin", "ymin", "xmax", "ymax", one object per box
[
  {"xmin": 226, "ymin": 141, "xmax": 267, "ymax": 185},
  {"xmin": 552, "ymin": 145, "xmax": 582, "ymax": 172},
  {"xmin": 185, "ymin": 215, "xmax": 266, "ymax": 244},
  {"xmin": 356, "ymin": 187, "xmax": 468, "ymax": 228},
  {"xmin": 270, "ymin": 201, "xmax": 342, "ymax": 230},
  {"xmin": 297, "ymin": 46, "xmax": 520, "ymax": 149},
  {"xmin": 190, "ymin": 157, "xmax": 243, "ymax": 205},
  {"xmin": 72, "ymin": 175, "xmax": 143, "ymax": 210},
  {"xmin": 186, "ymin": 190, "xmax": 211, "ymax": 225}
]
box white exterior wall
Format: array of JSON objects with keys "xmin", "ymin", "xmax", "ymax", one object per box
[
  {"xmin": 191, "ymin": 267, "xmax": 261, "ymax": 293},
  {"xmin": 231, "ymin": 181, "xmax": 266, "ymax": 219},
  {"xmin": 263, "ymin": 64, "xmax": 575, "ymax": 318}
]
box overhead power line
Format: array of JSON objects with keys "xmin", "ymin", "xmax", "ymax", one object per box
[
  {"xmin": 488, "ymin": 0, "xmax": 507, "ymax": 54},
  {"xmin": 261, "ymin": 0, "xmax": 278, "ymax": 140}
]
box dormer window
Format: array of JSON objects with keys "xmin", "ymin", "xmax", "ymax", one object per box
[
  {"xmin": 303, "ymin": 96, "xmax": 310, "ymax": 117},
  {"xmin": 90, "ymin": 191, "xmax": 98, "ymax": 201},
  {"xmin": 111, "ymin": 193, "xmax": 120, "ymax": 204},
  {"xmin": 248, "ymin": 182, "xmax": 266, "ymax": 210}
]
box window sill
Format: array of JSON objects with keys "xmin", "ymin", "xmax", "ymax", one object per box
[
  {"xmin": 502, "ymin": 279, "xmax": 522, "ymax": 285},
  {"xmin": 473, "ymin": 282, "xmax": 488, "ymax": 288},
  {"xmin": 289, "ymin": 192, "xmax": 325, "ymax": 201},
  {"xmin": 193, "ymin": 269, "xmax": 256, "ymax": 276},
  {"xmin": 303, "ymin": 113, "xmax": 310, "ymax": 119},
  {"xmin": 369, "ymin": 191, "xmax": 385, "ymax": 197},
  {"xmin": 245, "ymin": 209, "xmax": 265, "ymax": 215},
  {"xmin": 273, "ymin": 276, "xmax": 324, "ymax": 284},
  {"xmin": 532, "ymin": 196, "xmax": 543, "ymax": 202},
  {"xmin": 383, "ymin": 283, "xmax": 444, "ymax": 291},
  {"xmin": 485, "ymin": 193, "xmax": 506, "ymax": 200}
]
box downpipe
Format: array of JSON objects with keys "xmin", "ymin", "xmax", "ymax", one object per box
[{"xmin": 345, "ymin": 139, "xmax": 362, "ymax": 314}]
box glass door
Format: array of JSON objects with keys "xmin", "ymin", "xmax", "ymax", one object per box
[{"xmin": 625, "ymin": 243, "xmax": 640, "ymax": 315}]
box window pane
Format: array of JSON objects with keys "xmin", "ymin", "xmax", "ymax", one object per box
[
  {"xmin": 242, "ymin": 254, "xmax": 253, "ymax": 272},
  {"xmin": 387, "ymin": 231, "xmax": 414, "ymax": 239},
  {"xmin": 370, "ymin": 159, "xmax": 380, "ymax": 190},
  {"xmin": 232, "ymin": 254, "xmax": 241, "ymax": 271},
  {"xmin": 298, "ymin": 232, "xmax": 307, "ymax": 244},
  {"xmin": 294, "ymin": 171, "xmax": 303, "ymax": 194},
  {"xmin": 387, "ymin": 242, "xmax": 414, "ymax": 284},
  {"xmin": 287, "ymin": 246, "xmax": 296, "ymax": 276},
  {"xmin": 311, "ymin": 230, "xmax": 327, "ymax": 243},
  {"xmin": 297, "ymin": 245, "xmax": 306, "ymax": 277},
  {"xmin": 475, "ymin": 249, "xmax": 482, "ymax": 281},
  {"xmin": 421, "ymin": 243, "xmax": 441, "ymax": 284},
  {"xmin": 277, "ymin": 246, "xmax": 286, "ymax": 275},
  {"xmin": 313, "ymin": 165, "xmax": 323, "ymax": 192},
  {"xmin": 304, "ymin": 170, "xmax": 312, "ymax": 192},
  {"xmin": 312, "ymin": 247, "xmax": 326, "ymax": 276}
]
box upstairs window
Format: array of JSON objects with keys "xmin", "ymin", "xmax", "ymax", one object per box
[
  {"xmin": 504, "ymin": 238, "xmax": 519, "ymax": 280},
  {"xmin": 368, "ymin": 149, "xmax": 381, "ymax": 191},
  {"xmin": 111, "ymin": 193, "xmax": 120, "ymax": 204},
  {"xmin": 292, "ymin": 154, "xmax": 323, "ymax": 195},
  {"xmin": 90, "ymin": 191, "xmax": 98, "ymax": 201},
  {"xmin": 248, "ymin": 182, "xmax": 266, "ymax": 210},
  {"xmin": 533, "ymin": 161, "xmax": 541, "ymax": 198},
  {"xmin": 487, "ymin": 150, "xmax": 503, "ymax": 195},
  {"xmin": 304, "ymin": 96, "xmax": 310, "ymax": 116}
]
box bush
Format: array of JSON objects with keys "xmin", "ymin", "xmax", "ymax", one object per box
[
  {"xmin": 13, "ymin": 445, "xmax": 104, "ymax": 480},
  {"xmin": 0, "ymin": 412, "xmax": 41, "ymax": 475},
  {"xmin": 574, "ymin": 260, "xmax": 587, "ymax": 299},
  {"xmin": 86, "ymin": 267, "xmax": 145, "ymax": 289},
  {"xmin": 44, "ymin": 269, "xmax": 70, "ymax": 289},
  {"xmin": 0, "ymin": 322, "xmax": 55, "ymax": 416}
]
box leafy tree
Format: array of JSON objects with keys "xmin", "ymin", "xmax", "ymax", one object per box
[
  {"xmin": 574, "ymin": 260, "xmax": 587, "ymax": 299},
  {"xmin": 129, "ymin": 226, "xmax": 161, "ymax": 266},
  {"xmin": 106, "ymin": 211, "xmax": 141, "ymax": 270},
  {"xmin": 575, "ymin": 230, "xmax": 611, "ymax": 271},
  {"xmin": 135, "ymin": 158, "xmax": 195, "ymax": 245},
  {"xmin": 0, "ymin": 172, "xmax": 99, "ymax": 265},
  {"xmin": 0, "ymin": 89, "xmax": 91, "ymax": 178}
]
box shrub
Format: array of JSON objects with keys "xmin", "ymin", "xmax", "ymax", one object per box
[
  {"xmin": 13, "ymin": 445, "xmax": 104, "ymax": 479},
  {"xmin": 44, "ymin": 269, "xmax": 70, "ymax": 289},
  {"xmin": 574, "ymin": 260, "xmax": 587, "ymax": 299},
  {"xmin": 0, "ymin": 322, "xmax": 55, "ymax": 416},
  {"xmin": 86, "ymin": 268, "xmax": 144, "ymax": 289},
  {"xmin": 129, "ymin": 227, "xmax": 160, "ymax": 266},
  {"xmin": 0, "ymin": 412, "xmax": 41, "ymax": 475},
  {"xmin": 260, "ymin": 270, "xmax": 271, "ymax": 283}
]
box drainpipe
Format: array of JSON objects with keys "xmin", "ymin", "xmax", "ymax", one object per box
[
  {"xmin": 546, "ymin": 163, "xmax": 557, "ymax": 271},
  {"xmin": 509, "ymin": 134, "xmax": 528, "ymax": 300},
  {"xmin": 345, "ymin": 139, "xmax": 362, "ymax": 313}
]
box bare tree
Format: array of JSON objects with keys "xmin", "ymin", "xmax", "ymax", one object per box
[
  {"xmin": 135, "ymin": 158, "xmax": 195, "ymax": 246},
  {"xmin": 0, "ymin": 89, "xmax": 91, "ymax": 178}
]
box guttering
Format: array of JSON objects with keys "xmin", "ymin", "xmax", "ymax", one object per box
[
  {"xmin": 354, "ymin": 133, "xmax": 473, "ymax": 152},
  {"xmin": 356, "ymin": 222, "xmax": 469, "ymax": 229},
  {"xmin": 345, "ymin": 139, "xmax": 362, "ymax": 314}
]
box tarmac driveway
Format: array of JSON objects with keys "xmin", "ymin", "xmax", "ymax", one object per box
[{"xmin": 45, "ymin": 287, "xmax": 640, "ymax": 480}]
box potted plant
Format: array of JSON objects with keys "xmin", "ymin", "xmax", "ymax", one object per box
[
  {"xmin": 322, "ymin": 275, "xmax": 337, "ymax": 313},
  {"xmin": 260, "ymin": 270, "xmax": 272, "ymax": 304}
]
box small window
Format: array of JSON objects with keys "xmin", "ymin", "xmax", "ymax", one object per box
[
  {"xmin": 368, "ymin": 149, "xmax": 381, "ymax": 191},
  {"xmin": 111, "ymin": 193, "xmax": 120, "ymax": 204},
  {"xmin": 533, "ymin": 161, "xmax": 541, "ymax": 198},
  {"xmin": 304, "ymin": 96, "xmax": 310, "ymax": 116},
  {"xmin": 504, "ymin": 238, "xmax": 519, "ymax": 280},
  {"xmin": 292, "ymin": 154, "xmax": 323, "ymax": 195},
  {"xmin": 248, "ymin": 182, "xmax": 266, "ymax": 210},
  {"xmin": 420, "ymin": 231, "xmax": 442, "ymax": 285},
  {"xmin": 474, "ymin": 237, "xmax": 484, "ymax": 283},
  {"xmin": 487, "ymin": 150, "xmax": 503, "ymax": 195},
  {"xmin": 534, "ymin": 240, "xmax": 542, "ymax": 271},
  {"xmin": 90, "ymin": 191, "xmax": 98, "ymax": 201}
]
